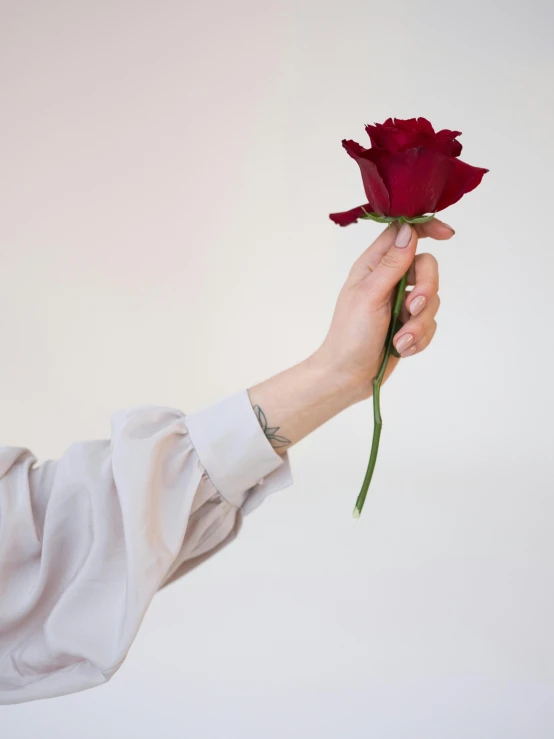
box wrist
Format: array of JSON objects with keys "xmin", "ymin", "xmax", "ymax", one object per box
[
  {"xmin": 303, "ymin": 349, "xmax": 367, "ymax": 410},
  {"xmin": 247, "ymin": 351, "xmax": 365, "ymax": 454}
]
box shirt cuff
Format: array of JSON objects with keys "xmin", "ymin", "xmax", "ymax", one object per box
[{"xmin": 184, "ymin": 389, "xmax": 293, "ymax": 510}]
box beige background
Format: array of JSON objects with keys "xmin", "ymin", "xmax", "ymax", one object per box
[{"xmin": 2, "ymin": 0, "xmax": 554, "ymax": 736}]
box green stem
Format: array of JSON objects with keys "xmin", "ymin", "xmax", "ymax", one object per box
[{"xmin": 353, "ymin": 268, "xmax": 410, "ymax": 518}]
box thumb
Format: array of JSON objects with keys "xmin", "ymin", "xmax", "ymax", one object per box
[{"xmin": 364, "ymin": 222, "xmax": 418, "ymax": 307}]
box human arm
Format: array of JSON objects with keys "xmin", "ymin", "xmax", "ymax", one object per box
[
  {"xmin": 0, "ymin": 218, "xmax": 447, "ymax": 704},
  {"xmin": 247, "ymin": 218, "xmax": 449, "ymax": 452}
]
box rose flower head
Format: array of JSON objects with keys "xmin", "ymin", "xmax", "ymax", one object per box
[{"xmin": 330, "ymin": 117, "xmax": 488, "ymax": 226}]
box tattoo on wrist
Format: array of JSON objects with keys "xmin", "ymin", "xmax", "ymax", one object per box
[{"xmin": 252, "ymin": 405, "xmax": 291, "ymax": 449}]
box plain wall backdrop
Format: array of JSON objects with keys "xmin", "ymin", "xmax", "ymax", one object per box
[{"xmin": 1, "ymin": 0, "xmax": 554, "ymax": 737}]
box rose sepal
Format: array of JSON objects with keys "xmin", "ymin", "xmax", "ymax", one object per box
[{"xmin": 360, "ymin": 208, "xmax": 436, "ymax": 225}]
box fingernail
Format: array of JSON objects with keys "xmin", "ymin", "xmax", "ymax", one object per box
[
  {"xmin": 438, "ymin": 220, "xmax": 455, "ymax": 233},
  {"xmin": 395, "ymin": 333, "xmax": 414, "ymax": 353},
  {"xmin": 395, "ymin": 222, "xmax": 412, "ymax": 248},
  {"xmin": 401, "ymin": 345, "xmax": 417, "ymax": 358},
  {"xmin": 409, "ymin": 295, "xmax": 426, "ymax": 316}
]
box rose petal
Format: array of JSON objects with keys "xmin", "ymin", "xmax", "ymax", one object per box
[
  {"xmin": 342, "ymin": 138, "xmax": 369, "ymax": 157},
  {"xmin": 342, "ymin": 140, "xmax": 390, "ymax": 214},
  {"xmin": 366, "ymin": 123, "xmax": 463, "ymax": 157},
  {"xmin": 365, "ymin": 124, "xmax": 411, "ymax": 152},
  {"xmin": 366, "ymin": 147, "xmax": 453, "ymax": 217},
  {"xmin": 434, "ymin": 129, "xmax": 463, "ymax": 157},
  {"xmin": 392, "ymin": 117, "xmax": 435, "ymax": 134},
  {"xmin": 366, "ymin": 118, "xmax": 456, "ymax": 156},
  {"xmin": 435, "ymin": 158, "xmax": 489, "ymax": 212},
  {"xmin": 438, "ymin": 129, "xmax": 462, "ymax": 138},
  {"xmin": 329, "ymin": 204, "xmax": 373, "ymax": 226}
]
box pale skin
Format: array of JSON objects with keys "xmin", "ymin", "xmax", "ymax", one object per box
[{"xmin": 247, "ymin": 218, "xmax": 453, "ymax": 451}]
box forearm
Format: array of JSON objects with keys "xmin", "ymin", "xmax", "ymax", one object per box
[{"xmin": 247, "ymin": 352, "xmax": 361, "ymax": 455}]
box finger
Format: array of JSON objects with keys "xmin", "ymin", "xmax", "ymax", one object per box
[
  {"xmin": 363, "ymin": 223, "xmax": 418, "ymax": 308},
  {"xmin": 405, "ymin": 253, "xmax": 439, "ymax": 316},
  {"xmin": 406, "ymin": 251, "xmax": 438, "ymax": 285},
  {"xmin": 400, "ymin": 292, "xmax": 440, "ymax": 324},
  {"xmin": 347, "ymin": 222, "xmax": 399, "ymax": 284},
  {"xmin": 414, "ymin": 217, "xmax": 455, "ymax": 240},
  {"xmin": 348, "ymin": 218, "xmax": 449, "ymax": 286},
  {"xmin": 393, "ymin": 319, "xmax": 438, "ymax": 358},
  {"xmin": 402, "ymin": 321, "xmax": 437, "ymax": 357}
]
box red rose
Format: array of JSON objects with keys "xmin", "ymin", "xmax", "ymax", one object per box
[{"xmin": 330, "ymin": 117, "xmax": 488, "ymax": 226}]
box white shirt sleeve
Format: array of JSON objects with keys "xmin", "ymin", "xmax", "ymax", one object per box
[{"xmin": 0, "ymin": 389, "xmax": 293, "ymax": 705}]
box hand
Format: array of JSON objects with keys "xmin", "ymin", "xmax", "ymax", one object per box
[{"xmin": 313, "ymin": 218, "xmax": 453, "ymax": 404}]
